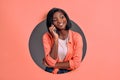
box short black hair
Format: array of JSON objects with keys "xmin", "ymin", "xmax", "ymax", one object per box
[{"xmin": 46, "ymin": 8, "xmax": 71, "ymax": 32}]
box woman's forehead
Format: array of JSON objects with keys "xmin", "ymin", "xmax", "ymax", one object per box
[{"xmin": 53, "ymin": 11, "xmax": 64, "ymax": 17}]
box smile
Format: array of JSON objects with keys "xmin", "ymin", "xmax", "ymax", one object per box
[{"xmin": 58, "ymin": 23, "xmax": 64, "ymax": 26}]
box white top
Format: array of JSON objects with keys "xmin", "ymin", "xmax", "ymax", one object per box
[{"xmin": 58, "ymin": 37, "xmax": 68, "ymax": 61}]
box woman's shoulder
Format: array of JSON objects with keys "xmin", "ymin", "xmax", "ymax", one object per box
[
  {"xmin": 43, "ymin": 32, "xmax": 49, "ymax": 36},
  {"xmin": 69, "ymin": 30, "xmax": 82, "ymax": 42},
  {"xmin": 43, "ymin": 32, "xmax": 52, "ymax": 39},
  {"xmin": 69, "ymin": 30, "xmax": 81, "ymax": 37}
]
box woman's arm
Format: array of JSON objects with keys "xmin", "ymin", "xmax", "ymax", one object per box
[
  {"xmin": 49, "ymin": 39, "xmax": 58, "ymax": 60},
  {"xmin": 43, "ymin": 25, "xmax": 59, "ymax": 67},
  {"xmin": 54, "ymin": 61, "xmax": 70, "ymax": 69},
  {"xmin": 49, "ymin": 25, "xmax": 59, "ymax": 60}
]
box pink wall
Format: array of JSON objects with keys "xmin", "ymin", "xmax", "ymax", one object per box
[{"xmin": 0, "ymin": 0, "xmax": 120, "ymax": 80}]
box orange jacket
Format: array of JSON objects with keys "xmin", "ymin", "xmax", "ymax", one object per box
[{"xmin": 42, "ymin": 30, "xmax": 83, "ymax": 74}]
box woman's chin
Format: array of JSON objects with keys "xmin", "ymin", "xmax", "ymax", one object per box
[{"xmin": 57, "ymin": 26, "xmax": 66, "ymax": 30}]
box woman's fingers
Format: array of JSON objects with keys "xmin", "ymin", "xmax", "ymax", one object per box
[
  {"xmin": 49, "ymin": 25, "xmax": 58, "ymax": 40},
  {"xmin": 49, "ymin": 25, "xmax": 55, "ymax": 32}
]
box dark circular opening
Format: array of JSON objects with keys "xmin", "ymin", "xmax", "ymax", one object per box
[{"xmin": 29, "ymin": 20, "xmax": 87, "ymax": 70}]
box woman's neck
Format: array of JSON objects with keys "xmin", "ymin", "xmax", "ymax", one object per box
[{"xmin": 59, "ymin": 30, "xmax": 68, "ymax": 40}]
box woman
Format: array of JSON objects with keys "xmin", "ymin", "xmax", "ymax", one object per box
[{"xmin": 42, "ymin": 8, "xmax": 83, "ymax": 74}]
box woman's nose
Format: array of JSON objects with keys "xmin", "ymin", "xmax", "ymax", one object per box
[{"xmin": 57, "ymin": 19, "xmax": 62, "ymax": 23}]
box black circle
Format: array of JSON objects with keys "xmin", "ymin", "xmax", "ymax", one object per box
[{"xmin": 29, "ymin": 20, "xmax": 87, "ymax": 70}]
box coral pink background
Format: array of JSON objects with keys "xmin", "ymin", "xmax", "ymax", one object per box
[{"xmin": 0, "ymin": 0, "xmax": 120, "ymax": 80}]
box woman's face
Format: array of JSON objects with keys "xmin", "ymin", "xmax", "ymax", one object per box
[{"xmin": 52, "ymin": 11, "xmax": 67, "ymax": 30}]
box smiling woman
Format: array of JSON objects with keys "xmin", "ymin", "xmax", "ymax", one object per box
[
  {"xmin": 29, "ymin": 18, "xmax": 87, "ymax": 74},
  {"xmin": 42, "ymin": 8, "xmax": 83, "ymax": 74},
  {"xmin": 29, "ymin": 7, "xmax": 87, "ymax": 74}
]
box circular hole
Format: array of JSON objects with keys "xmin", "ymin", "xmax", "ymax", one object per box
[{"xmin": 29, "ymin": 20, "xmax": 87, "ymax": 73}]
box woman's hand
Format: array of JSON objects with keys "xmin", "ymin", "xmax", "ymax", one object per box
[{"xmin": 49, "ymin": 24, "xmax": 59, "ymax": 41}]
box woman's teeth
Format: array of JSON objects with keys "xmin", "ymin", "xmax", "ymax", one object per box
[{"xmin": 59, "ymin": 23, "xmax": 63, "ymax": 26}]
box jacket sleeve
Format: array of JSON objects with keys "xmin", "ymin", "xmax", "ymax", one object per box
[
  {"xmin": 69, "ymin": 33, "xmax": 83, "ymax": 70},
  {"xmin": 42, "ymin": 33, "xmax": 57, "ymax": 67}
]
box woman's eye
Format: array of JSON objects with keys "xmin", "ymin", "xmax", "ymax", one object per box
[
  {"xmin": 61, "ymin": 15, "xmax": 65, "ymax": 19},
  {"xmin": 53, "ymin": 19, "xmax": 57, "ymax": 22}
]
